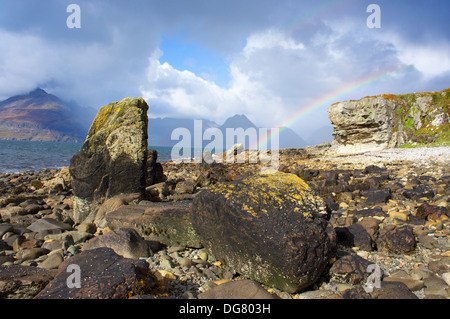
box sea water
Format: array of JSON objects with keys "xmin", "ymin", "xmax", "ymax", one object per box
[{"xmin": 0, "ymin": 140, "xmax": 186, "ymax": 173}]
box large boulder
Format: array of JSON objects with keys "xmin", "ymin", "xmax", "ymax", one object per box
[
  {"xmin": 190, "ymin": 172, "xmax": 337, "ymax": 293},
  {"xmin": 69, "ymin": 97, "xmax": 149, "ymax": 224},
  {"xmin": 35, "ymin": 248, "xmax": 152, "ymax": 299}
]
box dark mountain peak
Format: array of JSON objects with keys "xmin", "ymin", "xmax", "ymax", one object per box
[
  {"xmin": 0, "ymin": 88, "xmax": 93, "ymax": 142},
  {"xmin": 221, "ymin": 114, "xmax": 257, "ymax": 129},
  {"xmin": 29, "ymin": 88, "xmax": 48, "ymax": 97}
]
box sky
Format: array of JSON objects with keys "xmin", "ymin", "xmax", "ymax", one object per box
[{"xmin": 0, "ymin": 0, "xmax": 449, "ymax": 140}]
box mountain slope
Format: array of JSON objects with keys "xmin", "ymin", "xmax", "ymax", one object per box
[{"xmin": 0, "ymin": 88, "xmax": 95, "ymax": 142}]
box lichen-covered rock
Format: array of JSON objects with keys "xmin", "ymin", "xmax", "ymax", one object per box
[
  {"xmin": 70, "ymin": 97, "xmax": 149, "ymax": 224},
  {"xmin": 190, "ymin": 172, "xmax": 337, "ymax": 293}
]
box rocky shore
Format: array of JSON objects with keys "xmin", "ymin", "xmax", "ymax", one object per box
[{"xmin": 1, "ymin": 145, "xmax": 449, "ymax": 299}]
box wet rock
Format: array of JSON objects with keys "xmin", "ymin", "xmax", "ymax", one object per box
[{"xmin": 326, "ymin": 286, "xmax": 372, "ymax": 299}]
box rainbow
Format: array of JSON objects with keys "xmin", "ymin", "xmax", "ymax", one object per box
[{"xmin": 254, "ymin": 64, "xmax": 415, "ymax": 150}]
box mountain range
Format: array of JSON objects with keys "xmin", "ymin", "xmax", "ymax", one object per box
[
  {"xmin": 0, "ymin": 88, "xmax": 95, "ymax": 142},
  {"xmin": 149, "ymin": 114, "xmax": 309, "ymax": 150},
  {"xmin": 0, "ymin": 88, "xmax": 326, "ymax": 148}
]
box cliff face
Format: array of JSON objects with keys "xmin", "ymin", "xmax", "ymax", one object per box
[{"xmin": 327, "ymin": 88, "xmax": 450, "ymax": 154}]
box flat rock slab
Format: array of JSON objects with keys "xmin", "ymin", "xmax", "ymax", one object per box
[
  {"xmin": 35, "ymin": 247, "xmax": 152, "ymax": 299},
  {"xmin": 106, "ymin": 200, "xmax": 202, "ymax": 248},
  {"xmin": 27, "ymin": 218, "xmax": 72, "ymax": 233},
  {"xmin": 83, "ymin": 228, "xmax": 151, "ymax": 259},
  {"xmin": 198, "ymin": 279, "xmax": 278, "ymax": 299},
  {"xmin": 0, "ymin": 265, "xmax": 57, "ymax": 299},
  {"xmin": 370, "ymin": 281, "xmax": 418, "ymax": 299}
]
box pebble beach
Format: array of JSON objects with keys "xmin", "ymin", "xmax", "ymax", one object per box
[{"xmin": 0, "ymin": 145, "xmax": 449, "ymax": 299}]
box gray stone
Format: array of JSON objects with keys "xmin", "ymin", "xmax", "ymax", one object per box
[
  {"xmin": 15, "ymin": 248, "xmax": 50, "ymax": 261},
  {"xmin": 198, "ymin": 279, "xmax": 278, "ymax": 299},
  {"xmin": 27, "ymin": 218, "xmax": 72, "ymax": 233},
  {"xmin": 83, "ymin": 228, "xmax": 151, "ymax": 259},
  {"xmin": 38, "ymin": 251, "xmax": 64, "ymax": 270},
  {"xmin": 44, "ymin": 231, "xmax": 92, "ymax": 244}
]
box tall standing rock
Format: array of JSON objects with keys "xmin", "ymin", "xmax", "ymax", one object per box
[
  {"xmin": 70, "ymin": 97, "xmax": 149, "ymax": 224},
  {"xmin": 191, "ymin": 172, "xmax": 337, "ymax": 293}
]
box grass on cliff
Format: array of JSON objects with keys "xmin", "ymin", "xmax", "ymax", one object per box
[{"xmin": 392, "ymin": 89, "xmax": 450, "ymax": 147}]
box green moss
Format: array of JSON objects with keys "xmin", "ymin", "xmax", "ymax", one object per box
[
  {"xmin": 404, "ymin": 118, "xmax": 414, "ymax": 130},
  {"xmin": 387, "ymin": 88, "xmax": 450, "ymax": 147}
]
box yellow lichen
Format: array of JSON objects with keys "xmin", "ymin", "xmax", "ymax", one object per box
[{"xmin": 208, "ymin": 172, "xmax": 319, "ymax": 218}]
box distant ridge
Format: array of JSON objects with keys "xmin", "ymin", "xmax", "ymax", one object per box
[
  {"xmin": 0, "ymin": 88, "xmax": 95, "ymax": 142},
  {"xmin": 148, "ymin": 114, "xmax": 307, "ymax": 149}
]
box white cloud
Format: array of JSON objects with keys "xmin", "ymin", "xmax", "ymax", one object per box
[
  {"xmin": 0, "ymin": 27, "xmax": 157, "ymax": 107},
  {"xmin": 140, "ymin": 47, "xmax": 285, "ymax": 126},
  {"xmin": 140, "ymin": 24, "xmax": 420, "ymax": 135}
]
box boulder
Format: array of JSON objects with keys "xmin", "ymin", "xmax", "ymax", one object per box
[
  {"xmin": 329, "ymin": 254, "xmax": 379, "ymax": 285},
  {"xmin": 377, "ymin": 225, "xmax": 416, "ymax": 253},
  {"xmin": 198, "ymin": 279, "xmax": 278, "ymax": 299},
  {"xmin": 83, "ymin": 228, "xmax": 151, "ymax": 259},
  {"xmin": 106, "ymin": 201, "xmax": 202, "ymax": 248},
  {"xmin": 27, "ymin": 218, "xmax": 72, "ymax": 234},
  {"xmin": 370, "ymin": 281, "xmax": 418, "ymax": 299},
  {"xmin": 35, "ymin": 248, "xmax": 153, "ymax": 299},
  {"xmin": 190, "ymin": 172, "xmax": 337, "ymax": 293},
  {"xmin": 335, "ymin": 224, "xmax": 374, "ymax": 251},
  {"xmin": 70, "ymin": 97, "xmax": 149, "ymax": 224},
  {"xmin": 146, "ymin": 150, "xmax": 166, "ymax": 186}
]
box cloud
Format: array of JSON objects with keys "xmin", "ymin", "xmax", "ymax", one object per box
[
  {"xmin": 1, "ymin": 0, "xmax": 449, "ymax": 140},
  {"xmin": 140, "ymin": 20, "xmax": 436, "ymax": 135},
  {"xmin": 0, "ymin": 27, "xmax": 158, "ymax": 107}
]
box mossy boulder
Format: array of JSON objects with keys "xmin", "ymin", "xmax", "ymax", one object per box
[
  {"xmin": 190, "ymin": 172, "xmax": 337, "ymax": 293},
  {"xmin": 70, "ymin": 97, "xmax": 149, "ymax": 224}
]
